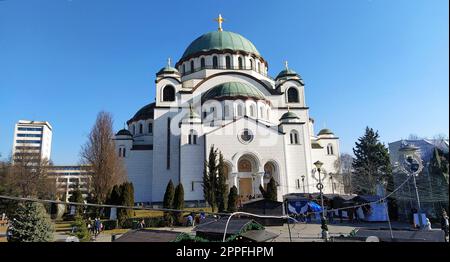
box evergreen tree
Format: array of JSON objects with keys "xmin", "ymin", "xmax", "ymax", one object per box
[
  {"xmin": 163, "ymin": 180, "xmax": 175, "ymax": 225},
  {"xmin": 203, "ymin": 146, "xmax": 218, "ymax": 212},
  {"xmin": 352, "ymin": 127, "xmax": 392, "ymax": 195},
  {"xmin": 227, "ymin": 186, "xmax": 239, "ymax": 213},
  {"xmin": 216, "ymin": 153, "xmax": 228, "ymax": 212},
  {"xmin": 70, "ymin": 215, "xmax": 90, "ymax": 242},
  {"xmin": 68, "ymin": 187, "xmax": 84, "ymax": 217},
  {"xmin": 266, "ymin": 177, "xmax": 278, "ymax": 201},
  {"xmin": 173, "ymin": 183, "xmax": 185, "ymax": 225},
  {"xmin": 10, "ymin": 202, "xmax": 54, "ymax": 242},
  {"xmin": 118, "ymin": 182, "xmax": 134, "ymax": 227}
]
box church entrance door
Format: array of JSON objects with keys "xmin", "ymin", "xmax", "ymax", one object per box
[{"xmin": 239, "ymin": 178, "xmax": 253, "ymax": 201}]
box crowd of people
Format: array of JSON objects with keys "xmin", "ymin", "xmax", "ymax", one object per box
[{"xmin": 84, "ymin": 217, "xmax": 103, "ymax": 239}]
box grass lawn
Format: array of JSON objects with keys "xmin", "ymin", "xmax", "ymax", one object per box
[
  {"xmin": 101, "ymin": 228, "xmax": 130, "ymax": 235},
  {"xmin": 132, "ymin": 207, "xmax": 212, "ymax": 218}
]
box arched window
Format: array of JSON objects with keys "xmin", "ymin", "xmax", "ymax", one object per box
[
  {"xmin": 119, "ymin": 147, "xmax": 126, "ymax": 157},
  {"xmin": 225, "ymin": 56, "xmax": 231, "ymax": 69},
  {"xmin": 148, "ymin": 123, "xmax": 153, "ymax": 135},
  {"xmin": 287, "ymin": 87, "xmax": 299, "ymax": 103},
  {"xmin": 188, "ymin": 129, "xmax": 197, "ymax": 145},
  {"xmin": 190, "ymin": 60, "xmax": 194, "ymax": 73},
  {"xmin": 162, "ymin": 85, "xmax": 175, "ymax": 102},
  {"xmin": 200, "ymin": 57, "xmax": 205, "ymax": 69},
  {"xmin": 290, "ymin": 130, "xmax": 299, "ymax": 144},
  {"xmin": 257, "ymin": 61, "xmax": 261, "ymax": 73},
  {"xmin": 132, "ymin": 125, "xmax": 135, "ymax": 135},
  {"xmin": 249, "ymin": 105, "xmax": 255, "ymax": 117},
  {"xmin": 327, "ymin": 144, "xmax": 334, "ymax": 155},
  {"xmin": 249, "ymin": 59, "xmax": 254, "ymax": 70},
  {"xmin": 122, "ymin": 148, "xmax": 126, "ymax": 157},
  {"xmin": 118, "ymin": 148, "xmax": 122, "ymax": 157},
  {"xmin": 182, "ymin": 64, "xmax": 186, "ymax": 74},
  {"xmin": 238, "ymin": 57, "xmax": 243, "ymax": 69},
  {"xmin": 224, "ymin": 104, "xmax": 230, "ymax": 118},
  {"xmin": 139, "ymin": 123, "xmax": 143, "ymax": 134},
  {"xmin": 213, "ymin": 56, "xmax": 218, "ymax": 69},
  {"xmin": 237, "ymin": 104, "xmax": 244, "ymax": 116}
]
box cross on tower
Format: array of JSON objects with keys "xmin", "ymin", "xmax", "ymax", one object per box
[
  {"xmin": 167, "ymin": 57, "xmax": 171, "ymax": 67},
  {"xmin": 285, "ymin": 60, "xmax": 289, "ymax": 70},
  {"xmin": 214, "ymin": 14, "xmax": 225, "ymax": 31}
]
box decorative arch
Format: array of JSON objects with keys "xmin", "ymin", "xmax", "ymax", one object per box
[
  {"xmin": 162, "ymin": 85, "xmax": 175, "ymax": 102},
  {"xmin": 232, "ymin": 151, "xmax": 262, "ymax": 173},
  {"xmin": 287, "ymin": 87, "xmax": 299, "ymax": 103},
  {"xmin": 263, "ymin": 160, "xmax": 279, "ymax": 188},
  {"xmin": 327, "ymin": 144, "xmax": 334, "ymax": 155}
]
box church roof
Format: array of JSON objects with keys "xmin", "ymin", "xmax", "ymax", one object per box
[
  {"xmin": 116, "ymin": 129, "xmax": 132, "ymax": 136},
  {"xmin": 202, "ymin": 82, "xmax": 265, "ymax": 102},
  {"xmin": 318, "ymin": 128, "xmax": 334, "ymax": 136},
  {"xmin": 156, "ymin": 65, "xmax": 179, "ymax": 76},
  {"xmin": 275, "ymin": 68, "xmax": 299, "ymax": 79},
  {"xmin": 127, "ymin": 102, "xmax": 155, "ymax": 124},
  {"xmin": 279, "ymin": 111, "xmax": 299, "ymax": 120},
  {"xmin": 181, "ymin": 31, "xmax": 260, "ymax": 60}
]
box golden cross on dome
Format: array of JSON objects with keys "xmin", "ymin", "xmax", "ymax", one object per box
[
  {"xmin": 214, "ymin": 14, "xmax": 225, "ymax": 31},
  {"xmin": 167, "ymin": 57, "xmax": 171, "ymax": 67},
  {"xmin": 285, "ymin": 60, "xmax": 289, "ymax": 70}
]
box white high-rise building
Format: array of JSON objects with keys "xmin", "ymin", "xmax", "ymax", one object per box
[{"xmin": 12, "ymin": 120, "xmax": 53, "ymax": 163}]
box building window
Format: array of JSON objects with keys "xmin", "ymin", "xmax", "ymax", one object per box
[
  {"xmin": 249, "ymin": 59, "xmax": 254, "ymax": 70},
  {"xmin": 238, "ymin": 57, "xmax": 243, "ymax": 69},
  {"xmin": 192, "ymin": 181, "xmax": 195, "ymax": 191},
  {"xmin": 327, "ymin": 144, "xmax": 334, "ymax": 155},
  {"xmin": 224, "ymin": 104, "xmax": 230, "ymax": 118},
  {"xmin": 290, "ymin": 130, "xmax": 299, "ymax": 144},
  {"xmin": 213, "ymin": 56, "xmax": 218, "ymax": 69},
  {"xmin": 237, "ymin": 104, "xmax": 243, "ymax": 116},
  {"xmin": 123, "ymin": 148, "xmax": 126, "ymax": 157},
  {"xmin": 200, "ymin": 57, "xmax": 205, "ymax": 69},
  {"xmin": 162, "ymin": 85, "xmax": 175, "ymax": 102},
  {"xmin": 119, "ymin": 147, "xmax": 126, "ymax": 158},
  {"xmin": 182, "ymin": 64, "xmax": 186, "ymax": 74},
  {"xmin": 188, "ymin": 129, "xmax": 197, "ymax": 145},
  {"xmin": 249, "ymin": 105, "xmax": 255, "ymax": 117},
  {"xmin": 287, "ymin": 87, "xmax": 299, "ymax": 103},
  {"xmin": 118, "ymin": 148, "xmax": 122, "ymax": 157},
  {"xmin": 225, "ymin": 56, "xmax": 231, "ymax": 69},
  {"xmin": 139, "ymin": 123, "xmax": 143, "ymax": 134},
  {"xmin": 132, "ymin": 125, "xmax": 135, "ymax": 135},
  {"xmin": 148, "ymin": 123, "xmax": 153, "ymax": 135},
  {"xmin": 257, "ymin": 61, "xmax": 261, "ymax": 73},
  {"xmin": 190, "ymin": 60, "xmax": 194, "ymax": 73},
  {"xmin": 296, "ymin": 179, "xmax": 300, "ymax": 189}
]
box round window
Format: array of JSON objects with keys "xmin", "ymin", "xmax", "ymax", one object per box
[{"xmin": 239, "ymin": 129, "xmax": 253, "ymax": 144}]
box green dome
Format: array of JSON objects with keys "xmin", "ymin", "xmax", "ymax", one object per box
[
  {"xmin": 181, "ymin": 31, "xmax": 260, "ymax": 59},
  {"xmin": 276, "ymin": 68, "xmax": 299, "ymax": 79},
  {"xmin": 156, "ymin": 66, "xmax": 179, "ymax": 76},
  {"xmin": 116, "ymin": 129, "xmax": 132, "ymax": 136},
  {"xmin": 318, "ymin": 128, "xmax": 334, "ymax": 136},
  {"xmin": 202, "ymin": 82, "xmax": 265, "ymax": 102},
  {"xmin": 280, "ymin": 111, "xmax": 299, "ymax": 120}
]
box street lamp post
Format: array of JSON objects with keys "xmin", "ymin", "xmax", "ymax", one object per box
[
  {"xmin": 314, "ymin": 160, "xmax": 328, "ymax": 240},
  {"xmin": 398, "ymin": 144, "xmax": 424, "ymax": 229},
  {"xmin": 329, "ymin": 174, "xmax": 335, "ymax": 195}
]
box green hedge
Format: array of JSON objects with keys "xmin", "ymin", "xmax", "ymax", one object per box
[{"xmin": 101, "ymin": 216, "xmax": 164, "ymax": 230}]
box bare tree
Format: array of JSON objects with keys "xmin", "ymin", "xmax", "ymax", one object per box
[
  {"xmin": 334, "ymin": 153, "xmax": 354, "ymax": 194},
  {"xmin": 80, "ymin": 111, "xmax": 126, "ymax": 204},
  {"xmin": 3, "ymin": 149, "xmax": 56, "ymax": 199}
]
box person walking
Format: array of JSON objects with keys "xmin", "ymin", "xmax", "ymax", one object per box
[{"xmin": 441, "ymin": 210, "xmax": 449, "ymax": 242}]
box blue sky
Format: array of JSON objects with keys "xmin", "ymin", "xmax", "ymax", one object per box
[{"xmin": 0, "ymin": 0, "xmax": 448, "ymax": 164}]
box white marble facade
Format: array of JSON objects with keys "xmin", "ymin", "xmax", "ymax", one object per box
[{"xmin": 114, "ymin": 25, "xmax": 342, "ymax": 204}]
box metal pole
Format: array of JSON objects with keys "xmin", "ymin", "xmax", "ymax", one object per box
[
  {"xmin": 285, "ymin": 199, "xmax": 292, "ymax": 242},
  {"xmin": 302, "ymin": 177, "xmax": 305, "ymax": 193},
  {"xmin": 383, "ymin": 199, "xmax": 394, "ymax": 240},
  {"xmin": 412, "ymin": 175, "xmax": 423, "ymax": 228},
  {"xmin": 319, "ymin": 169, "xmax": 325, "ymax": 218}
]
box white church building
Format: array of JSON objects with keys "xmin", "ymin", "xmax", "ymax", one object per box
[{"xmin": 114, "ymin": 16, "xmax": 342, "ymax": 204}]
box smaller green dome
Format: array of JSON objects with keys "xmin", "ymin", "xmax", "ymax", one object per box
[
  {"xmin": 116, "ymin": 129, "xmax": 132, "ymax": 136},
  {"xmin": 202, "ymin": 82, "xmax": 265, "ymax": 102},
  {"xmin": 318, "ymin": 128, "xmax": 334, "ymax": 136},
  {"xmin": 280, "ymin": 111, "xmax": 299, "ymax": 120},
  {"xmin": 156, "ymin": 66, "xmax": 179, "ymax": 76},
  {"xmin": 276, "ymin": 68, "xmax": 299, "ymax": 79}
]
